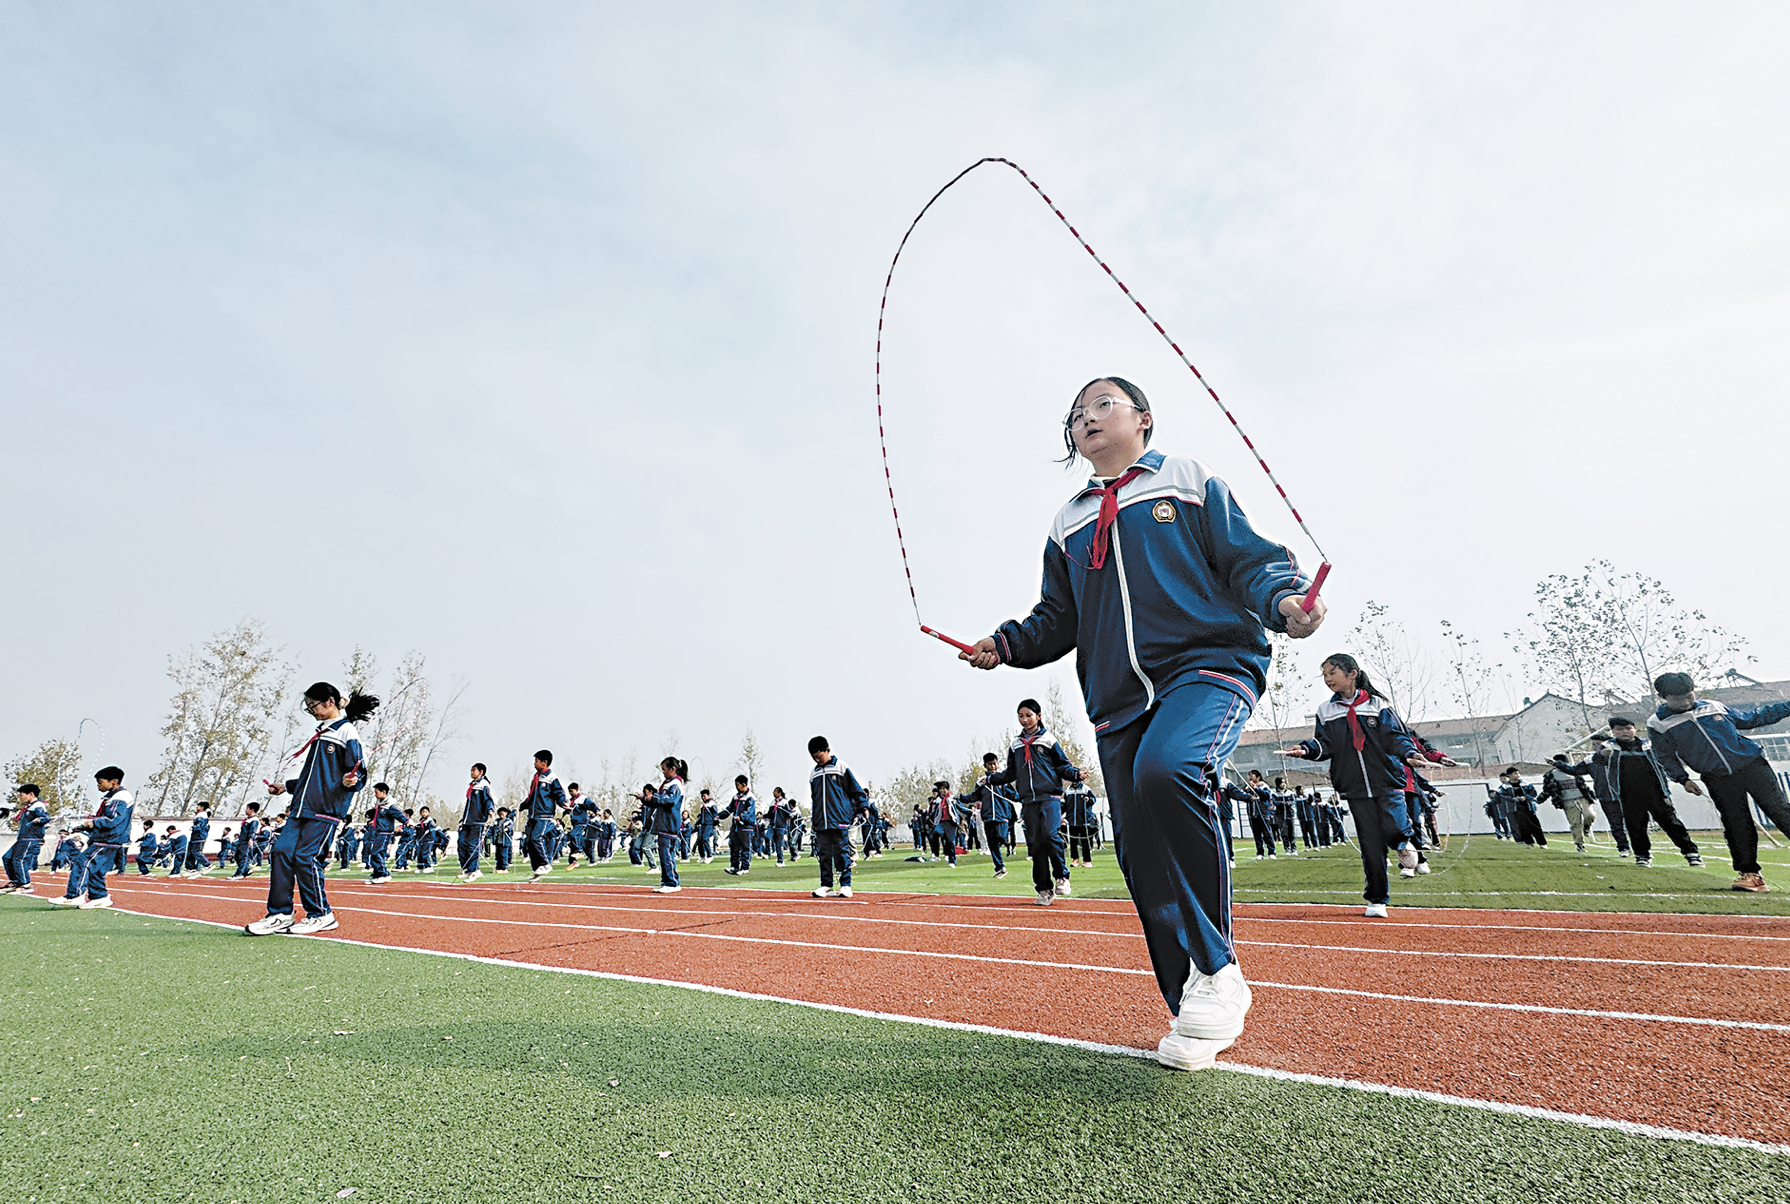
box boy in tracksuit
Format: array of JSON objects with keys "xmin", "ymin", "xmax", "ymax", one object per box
[
  {"xmin": 988, "ymin": 700, "xmax": 1084, "ymax": 904},
  {"xmin": 135, "ymin": 821, "xmax": 159, "ymax": 875},
  {"xmin": 182, "ymin": 802, "xmax": 214, "ymax": 876},
  {"xmin": 3, "ymin": 785, "xmax": 50, "ymax": 893},
  {"xmin": 412, "ymin": 807, "xmax": 439, "ymax": 873},
  {"xmin": 231, "ymin": 804, "xmax": 265, "ymax": 878},
  {"xmin": 52, "ymin": 767, "xmax": 135, "ymax": 909},
  {"xmin": 930, "ymin": 782, "xmax": 961, "ymax": 867},
  {"xmin": 490, "ymin": 808, "xmax": 515, "ymax": 871},
  {"xmin": 1646, "ymin": 672, "xmax": 1790, "ymax": 892},
  {"xmin": 520, "ymin": 750, "xmax": 570, "ymax": 881},
  {"xmin": 959, "ymin": 754, "xmax": 1017, "ymax": 879},
  {"xmin": 767, "ymin": 790, "xmax": 793, "ymax": 865},
  {"xmin": 722, "ymin": 779, "xmax": 757, "ymax": 875},
  {"xmin": 336, "ymin": 822, "xmax": 360, "ymax": 870},
  {"xmin": 247, "ymin": 682, "xmax": 374, "ymax": 935},
  {"xmin": 458, "ymin": 763, "xmax": 494, "ymax": 882},
  {"xmin": 807, "ymin": 737, "xmax": 868, "ymax": 899},
  {"xmin": 365, "ymin": 793, "xmax": 408, "ymax": 884},
  {"xmin": 161, "ymin": 826, "xmax": 187, "ymax": 877},
  {"xmin": 1592, "ymin": 717, "xmax": 1702, "ymax": 869}
]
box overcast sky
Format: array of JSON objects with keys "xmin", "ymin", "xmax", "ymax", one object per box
[{"xmin": 3, "ymin": 2, "xmax": 1786, "ymax": 800}]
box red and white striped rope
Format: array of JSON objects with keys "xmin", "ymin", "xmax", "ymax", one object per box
[{"xmin": 875, "ymin": 156, "xmax": 1329, "ymax": 635}]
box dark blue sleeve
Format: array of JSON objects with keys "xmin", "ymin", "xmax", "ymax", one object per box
[
  {"xmin": 1047, "ymin": 742, "xmax": 1082, "ymax": 785},
  {"xmin": 994, "ymin": 543, "xmax": 1078, "ymax": 668},
  {"xmin": 1299, "ymin": 716, "xmax": 1332, "ymax": 763},
  {"xmin": 1733, "ymin": 701, "xmax": 1790, "ymax": 731},
  {"xmin": 1190, "ymin": 475, "xmax": 1310, "ymax": 632}
]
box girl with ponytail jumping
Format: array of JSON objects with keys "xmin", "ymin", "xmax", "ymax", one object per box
[
  {"xmin": 247, "ymin": 683, "xmax": 379, "ymax": 936},
  {"xmin": 1276, "ymin": 654, "xmax": 1453, "ymax": 917},
  {"xmin": 649, "ymin": 757, "xmax": 688, "ymax": 894}
]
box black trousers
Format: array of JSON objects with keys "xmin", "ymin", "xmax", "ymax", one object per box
[
  {"xmin": 1702, "ymin": 757, "xmax": 1790, "ymax": 876},
  {"xmin": 1619, "ymin": 784, "xmax": 1698, "ymax": 863},
  {"xmin": 1248, "ymin": 815, "xmax": 1276, "ymax": 857}
]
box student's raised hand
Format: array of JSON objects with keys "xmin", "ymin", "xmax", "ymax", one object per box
[
  {"xmin": 961, "ymin": 637, "xmax": 1001, "ymax": 670},
  {"xmin": 1273, "ymin": 747, "xmax": 1309, "ymax": 759},
  {"xmin": 343, "ymin": 771, "xmax": 360, "ymax": 788},
  {"xmin": 266, "ymin": 782, "xmax": 286, "ymax": 796},
  {"xmin": 1280, "ymin": 594, "xmax": 1326, "ymax": 638}
]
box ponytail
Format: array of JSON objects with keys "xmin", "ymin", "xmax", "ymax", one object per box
[
  {"xmin": 303, "ymin": 681, "xmax": 381, "ymax": 722},
  {"xmin": 661, "ymin": 756, "xmax": 688, "ymax": 782}
]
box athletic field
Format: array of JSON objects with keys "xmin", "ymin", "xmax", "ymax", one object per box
[{"xmin": 4, "ymin": 834, "xmax": 1785, "ymax": 1203}]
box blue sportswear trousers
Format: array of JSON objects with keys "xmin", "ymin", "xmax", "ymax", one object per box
[
  {"xmin": 525, "ymin": 818, "xmax": 555, "ymax": 871},
  {"xmin": 657, "ymin": 834, "xmax": 681, "ymax": 886},
  {"xmin": 1095, "ymin": 680, "xmax": 1248, "ymax": 1015},
  {"xmin": 814, "ymin": 828, "xmax": 853, "ymax": 888},
  {"xmin": 984, "ymin": 821, "xmax": 1009, "ymax": 874},
  {"xmin": 267, "ymin": 816, "xmax": 337, "ymax": 918},
  {"xmin": 1020, "ymin": 799, "xmax": 1066, "ymax": 893},
  {"xmin": 458, "ymin": 824, "xmax": 484, "ymax": 874},
  {"xmin": 729, "ymin": 827, "xmax": 752, "ymax": 872},
  {"xmin": 4, "ymin": 839, "xmax": 40, "ymax": 887},
  {"xmin": 1349, "ymin": 795, "xmax": 1412, "ymax": 905},
  {"xmin": 366, "ymin": 832, "xmax": 391, "ymax": 878},
  {"xmin": 69, "ymin": 845, "xmax": 123, "ymax": 899},
  {"xmin": 184, "ymin": 845, "xmax": 211, "ymax": 873}
]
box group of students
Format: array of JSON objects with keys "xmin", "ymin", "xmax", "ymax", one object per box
[
  {"xmin": 1220, "ymin": 775, "xmax": 1356, "ymax": 860},
  {"xmin": 913, "ymin": 771, "xmax": 1100, "ymax": 876}
]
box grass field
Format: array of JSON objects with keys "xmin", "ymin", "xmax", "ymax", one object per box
[
  {"xmin": 328, "ymin": 828, "xmax": 1790, "ymax": 915},
  {"xmin": 0, "ymin": 902, "xmax": 1783, "ymax": 1204}
]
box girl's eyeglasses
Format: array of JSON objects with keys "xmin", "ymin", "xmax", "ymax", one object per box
[{"xmin": 1066, "ymin": 394, "xmax": 1136, "ymax": 434}]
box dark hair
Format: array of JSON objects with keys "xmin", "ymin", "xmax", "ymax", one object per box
[
  {"xmin": 246, "ymin": 801, "xmax": 262, "ymax": 813},
  {"xmin": 472, "ymin": 762, "xmax": 486, "ymax": 774},
  {"xmin": 496, "ymin": 806, "xmax": 510, "ymax": 814},
  {"xmin": 660, "ymin": 757, "xmax": 687, "ymax": 780},
  {"xmin": 17, "ymin": 784, "xmax": 40, "ymax": 797},
  {"xmin": 534, "ymin": 749, "xmax": 553, "ymax": 765},
  {"xmin": 195, "ymin": 801, "xmax": 209, "ymax": 810},
  {"xmin": 983, "ymin": 752, "xmax": 999, "ymax": 763},
  {"xmin": 934, "ymin": 780, "xmax": 950, "ymax": 790},
  {"xmin": 568, "ymin": 782, "xmax": 580, "ymax": 792},
  {"xmin": 1504, "ymin": 766, "xmax": 1520, "ymax": 776},
  {"xmin": 403, "ymin": 808, "xmax": 413, "ymax": 816},
  {"xmin": 1017, "ymin": 698, "xmax": 1042, "ymax": 715},
  {"xmin": 1273, "ymin": 776, "xmax": 1285, "ymax": 788},
  {"xmin": 734, "ymin": 774, "xmax": 748, "ymax": 785},
  {"xmin": 1248, "ymin": 770, "xmax": 1263, "ymax": 780},
  {"xmin": 95, "ymin": 765, "xmax": 124, "ymax": 782},
  {"xmin": 365, "ymin": 807, "xmax": 378, "ymax": 818},
  {"xmin": 373, "ymin": 782, "xmax": 390, "ymax": 793},
  {"xmin": 1062, "ymin": 376, "xmax": 1154, "ymax": 463},
  {"xmin": 303, "ymin": 682, "xmax": 380, "ymax": 724},
  {"xmin": 1654, "ymin": 672, "xmax": 1695, "ymax": 697},
  {"xmin": 1321, "ymin": 653, "xmax": 1384, "ymax": 700},
  {"xmin": 808, "ymin": 735, "xmax": 830, "ymax": 755},
  {"xmin": 1608, "ymin": 716, "xmax": 1638, "ymax": 729}
]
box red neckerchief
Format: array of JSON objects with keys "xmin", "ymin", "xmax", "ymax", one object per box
[
  {"xmin": 1343, "ymin": 689, "xmax": 1370, "ymax": 752},
  {"xmin": 526, "ymin": 772, "xmax": 541, "ymax": 804},
  {"xmin": 466, "ymin": 779, "xmax": 478, "ymax": 800},
  {"xmin": 1020, "ymin": 728, "xmax": 1044, "ymax": 764},
  {"xmin": 1086, "ymin": 467, "xmax": 1146, "ymax": 569}
]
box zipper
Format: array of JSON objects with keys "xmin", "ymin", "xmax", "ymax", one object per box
[
  {"xmin": 1694, "ymin": 712, "xmax": 1734, "ymax": 774},
  {"xmin": 1107, "ymin": 519, "xmax": 1157, "ymax": 711}
]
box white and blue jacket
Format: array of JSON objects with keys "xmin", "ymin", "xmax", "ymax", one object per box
[
  {"xmin": 462, "ymin": 777, "xmax": 494, "ymax": 826},
  {"xmin": 992, "ymin": 451, "xmax": 1309, "ymax": 735},
  {"xmin": 959, "ymin": 778, "xmax": 1018, "ymax": 824},
  {"xmin": 809, "ymin": 757, "xmax": 869, "ymax": 831},
  {"xmin": 1295, "ymin": 692, "xmax": 1422, "ymax": 800},
  {"xmin": 521, "ymin": 771, "xmax": 568, "ymax": 821},
  {"xmin": 284, "ymin": 718, "xmax": 368, "ymax": 822},
  {"xmin": 1647, "ymin": 699, "xmax": 1790, "ymax": 781},
  {"xmin": 15, "ymin": 800, "xmax": 50, "ymax": 842},
  {"xmin": 646, "ymin": 780, "xmax": 684, "ymax": 835},
  {"xmin": 84, "ymin": 789, "xmax": 135, "ymax": 847},
  {"xmin": 989, "ymin": 725, "xmax": 1083, "ymax": 804},
  {"xmin": 723, "ymin": 791, "xmax": 757, "ymax": 828}
]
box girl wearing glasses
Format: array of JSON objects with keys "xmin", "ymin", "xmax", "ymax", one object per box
[{"xmin": 962, "ymin": 376, "xmax": 1324, "ymax": 1072}]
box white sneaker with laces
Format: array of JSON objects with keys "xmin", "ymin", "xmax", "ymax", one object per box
[
  {"xmin": 48, "ymin": 895, "xmax": 81, "ymax": 906},
  {"xmin": 838, "ymin": 885, "xmax": 854, "ymax": 899},
  {"xmin": 1157, "ymin": 1029, "xmax": 1234, "ymax": 1072},
  {"xmin": 1054, "ymin": 878, "xmax": 1072, "ymax": 897},
  {"xmin": 465, "ymin": 870, "xmax": 482, "ymax": 882},
  {"xmin": 1034, "ymin": 889, "xmax": 1054, "ymax": 906},
  {"xmin": 1174, "ymin": 961, "xmax": 1252, "ymax": 1041},
  {"xmin": 245, "ymin": 913, "xmax": 294, "ymax": 935},
  {"xmin": 1364, "ymin": 903, "xmax": 1389, "ymax": 918},
  {"xmin": 812, "ymin": 886, "xmax": 832, "ymax": 898},
  {"xmin": 1399, "ymin": 866, "xmax": 1416, "ymax": 878},
  {"xmin": 289, "ymin": 912, "xmax": 339, "ymax": 936},
  {"xmin": 78, "ymin": 896, "xmax": 115, "ymax": 909},
  {"xmin": 366, "ymin": 875, "xmax": 393, "ymax": 885},
  {"xmin": 1417, "ymin": 862, "xmax": 1432, "ymax": 875},
  {"xmin": 652, "ymin": 884, "xmax": 682, "ymax": 894}
]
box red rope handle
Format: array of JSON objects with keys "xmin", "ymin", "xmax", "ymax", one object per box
[{"xmin": 876, "ymin": 157, "xmax": 1331, "ymax": 643}]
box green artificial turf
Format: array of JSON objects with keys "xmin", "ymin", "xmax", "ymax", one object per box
[
  {"xmin": 0, "ymin": 904, "xmax": 1779, "ymax": 1204},
  {"xmin": 328, "ymin": 830, "xmax": 1790, "ymax": 915}
]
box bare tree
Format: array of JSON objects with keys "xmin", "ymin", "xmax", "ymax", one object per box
[
  {"xmin": 1044, "ymin": 680, "xmax": 1104, "ymax": 795},
  {"xmin": 1438, "ymin": 620, "xmax": 1503, "ymax": 772},
  {"xmin": 148, "ymin": 619, "xmax": 292, "ymax": 815},
  {"xmin": 736, "ymin": 728, "xmax": 765, "ymax": 792},
  {"xmin": 340, "ymin": 648, "xmax": 442, "ymax": 808},
  {"xmin": 1349, "ymin": 601, "xmax": 1437, "ymax": 720},
  {"xmin": 4, "ymin": 738, "xmax": 89, "ymax": 816}
]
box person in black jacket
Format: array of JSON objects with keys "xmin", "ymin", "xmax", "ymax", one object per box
[
  {"xmin": 1592, "ymin": 718, "xmax": 1702, "ymax": 869},
  {"xmin": 987, "ymin": 699, "xmax": 1085, "ymax": 905}
]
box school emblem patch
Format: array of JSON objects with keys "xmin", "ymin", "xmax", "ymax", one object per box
[{"xmin": 1152, "ymin": 500, "xmax": 1176, "ymax": 523}]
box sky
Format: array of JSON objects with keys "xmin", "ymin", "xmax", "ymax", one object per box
[{"xmin": 3, "ymin": 1, "xmax": 1787, "ymax": 801}]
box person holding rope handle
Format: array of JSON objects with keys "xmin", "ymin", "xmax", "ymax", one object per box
[{"xmin": 962, "ymin": 376, "xmax": 1324, "ymax": 1072}]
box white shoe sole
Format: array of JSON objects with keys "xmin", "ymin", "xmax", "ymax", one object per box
[{"xmin": 1157, "ymin": 1031, "xmax": 1235, "ymax": 1071}]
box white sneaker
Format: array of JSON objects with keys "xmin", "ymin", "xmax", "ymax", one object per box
[
  {"xmin": 1417, "ymin": 862, "xmax": 1432, "ymax": 875},
  {"xmin": 465, "ymin": 871, "xmax": 482, "ymax": 882},
  {"xmin": 1174, "ymin": 962, "xmax": 1252, "ymax": 1041},
  {"xmin": 48, "ymin": 895, "xmax": 81, "ymax": 906},
  {"xmin": 1157, "ymin": 1029, "xmax": 1234, "ymax": 1071},
  {"xmin": 536, "ymin": 864, "xmax": 553, "ymax": 877},
  {"xmin": 812, "ymin": 886, "xmax": 832, "ymax": 898},
  {"xmin": 289, "ymin": 912, "xmax": 339, "ymax": 936},
  {"xmin": 838, "ymin": 885, "xmax": 854, "ymax": 899},
  {"xmin": 1397, "ymin": 844, "xmax": 1419, "ymax": 871},
  {"xmin": 366, "ymin": 876, "xmax": 392, "ymax": 885},
  {"xmin": 245, "ymin": 913, "xmax": 294, "ymax": 935},
  {"xmin": 1229, "ymin": 860, "xmax": 1237, "ymax": 868},
  {"xmin": 1054, "ymin": 878, "xmax": 1072, "ymax": 898},
  {"xmin": 1034, "ymin": 890, "xmax": 1054, "ymax": 906},
  {"xmin": 1255, "ymin": 854, "xmax": 1263, "ymax": 860},
  {"xmin": 1399, "ymin": 866, "xmax": 1416, "ymax": 878},
  {"xmin": 1364, "ymin": 903, "xmax": 1389, "ymax": 918},
  {"xmin": 1268, "ymin": 853, "xmax": 1278, "ymax": 860},
  {"xmin": 652, "ymin": 884, "xmax": 682, "ymax": 894}
]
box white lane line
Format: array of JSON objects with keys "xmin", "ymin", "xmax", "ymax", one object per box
[
  {"xmin": 90, "ymin": 901, "xmax": 1790, "ymax": 1159},
  {"xmin": 1236, "ymin": 915, "xmax": 1790, "ymax": 943},
  {"xmin": 1238, "ymin": 939, "xmax": 1790, "ymax": 972},
  {"xmin": 1248, "ymin": 980, "xmax": 1790, "ymax": 1033}
]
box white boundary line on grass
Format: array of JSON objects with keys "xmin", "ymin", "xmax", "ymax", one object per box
[{"xmin": 83, "ymin": 901, "xmax": 1790, "ymax": 1160}]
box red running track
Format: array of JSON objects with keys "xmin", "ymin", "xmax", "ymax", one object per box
[{"xmin": 35, "ymin": 873, "xmax": 1790, "ymax": 1147}]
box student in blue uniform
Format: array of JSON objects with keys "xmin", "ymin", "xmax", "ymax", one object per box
[
  {"xmin": 767, "ymin": 789, "xmax": 793, "ymax": 866},
  {"xmin": 133, "ymin": 820, "xmax": 159, "ymax": 875},
  {"xmin": 49, "ymin": 829, "xmax": 74, "ymax": 872},
  {"xmin": 392, "ymin": 803, "xmax": 417, "ymax": 870},
  {"xmin": 692, "ymin": 792, "xmax": 718, "ymax": 863},
  {"xmin": 807, "ymin": 736, "xmax": 868, "ymax": 899},
  {"xmin": 246, "ymin": 682, "xmax": 376, "ymax": 936},
  {"xmin": 987, "ymin": 700, "xmax": 1084, "ymax": 904},
  {"xmin": 1278, "ymin": 655, "xmax": 1451, "ymax": 914},
  {"xmin": 161, "ymin": 826, "xmax": 187, "ymax": 877},
  {"xmin": 412, "ymin": 806, "xmax": 439, "ymax": 874},
  {"xmin": 1647, "ymin": 672, "xmax": 1790, "ymax": 893},
  {"xmin": 959, "ymin": 754, "xmax": 1016, "ymax": 879},
  {"xmin": 520, "ymin": 750, "xmax": 569, "ymax": 882},
  {"xmin": 364, "ymin": 793, "xmax": 407, "ymax": 885},
  {"xmin": 52, "ymin": 767, "xmax": 135, "ymax": 909},
  {"xmin": 230, "ymin": 802, "xmax": 265, "ymax": 879},
  {"xmin": 963, "ymin": 376, "xmax": 1324, "ymax": 1072},
  {"xmin": 335, "ymin": 821, "xmax": 359, "ymax": 870},
  {"xmin": 458, "ymin": 763, "xmax": 494, "ymax": 882},
  {"xmin": 928, "ymin": 782, "xmax": 961, "ymax": 868},
  {"xmin": 3, "ymin": 785, "xmax": 50, "ymax": 894},
  {"xmin": 723, "ymin": 778, "xmax": 756, "ymax": 875},
  {"xmin": 647, "ymin": 758, "xmax": 687, "ymax": 894},
  {"xmin": 214, "ymin": 827, "xmax": 236, "ymax": 868},
  {"xmin": 1063, "ymin": 781, "xmax": 1097, "ymax": 866},
  {"xmin": 180, "ymin": 801, "xmax": 214, "ymax": 876}
]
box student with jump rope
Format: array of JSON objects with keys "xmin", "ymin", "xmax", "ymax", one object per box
[
  {"xmin": 962, "ymin": 376, "xmax": 1325, "ymax": 1072},
  {"xmin": 457, "ymin": 762, "xmax": 495, "ymax": 882},
  {"xmin": 1275, "ymin": 654, "xmax": 1455, "ymax": 917},
  {"xmin": 647, "ymin": 757, "xmax": 687, "ymax": 894},
  {"xmin": 245, "ymin": 682, "xmax": 378, "ymax": 936}
]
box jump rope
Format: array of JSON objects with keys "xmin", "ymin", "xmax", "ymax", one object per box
[{"xmin": 874, "ymin": 157, "xmax": 1331, "ymax": 656}]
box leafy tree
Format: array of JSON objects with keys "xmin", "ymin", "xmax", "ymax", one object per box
[
  {"xmin": 4, "ymin": 738, "xmax": 88, "ymax": 815},
  {"xmin": 148, "ymin": 619, "xmax": 291, "ymax": 816}
]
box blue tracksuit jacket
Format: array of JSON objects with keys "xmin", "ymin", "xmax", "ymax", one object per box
[
  {"xmin": 284, "ymin": 718, "xmax": 368, "ymax": 821},
  {"xmin": 959, "ymin": 779, "xmax": 1017, "ymax": 824},
  {"xmin": 85, "ymin": 790, "xmax": 135, "ymax": 848},
  {"xmin": 16, "ymin": 801, "xmax": 50, "ymax": 842},
  {"xmin": 647, "ymin": 781, "xmax": 684, "ymax": 836},
  {"xmin": 1296, "ymin": 691, "xmax": 1422, "ymax": 800},
  {"xmin": 189, "ymin": 813, "xmax": 211, "ymax": 850},
  {"xmin": 521, "ymin": 772, "xmax": 568, "ymax": 820},
  {"xmin": 136, "ymin": 831, "xmax": 159, "ymax": 860},
  {"xmin": 371, "ymin": 803, "xmax": 407, "ymax": 836},
  {"xmin": 723, "ymin": 792, "xmax": 758, "ymax": 828},
  {"xmin": 990, "ymin": 450, "xmax": 1309, "ymax": 735},
  {"xmin": 463, "ymin": 778, "xmax": 495, "ymax": 826},
  {"xmin": 989, "ymin": 725, "xmax": 1083, "ymax": 804},
  {"xmin": 1647, "ymin": 699, "xmax": 1790, "ymax": 781},
  {"xmin": 809, "ymin": 757, "xmax": 869, "ymax": 830}
]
